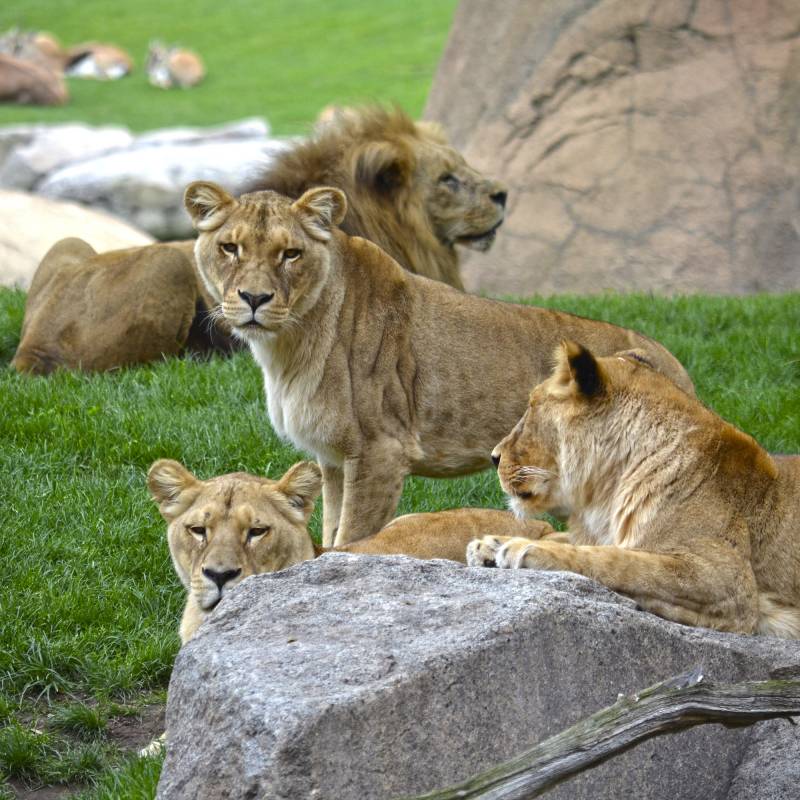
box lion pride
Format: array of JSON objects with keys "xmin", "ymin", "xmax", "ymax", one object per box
[
  {"xmin": 184, "ymin": 181, "xmax": 694, "ymax": 549},
  {"xmin": 468, "ymin": 341, "xmax": 800, "ymax": 638},
  {"xmin": 12, "ymin": 106, "xmax": 504, "ymax": 374}
]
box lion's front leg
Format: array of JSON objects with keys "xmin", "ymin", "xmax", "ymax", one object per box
[
  {"xmin": 333, "ymin": 445, "xmax": 408, "ymax": 546},
  {"xmin": 320, "ymin": 463, "xmax": 344, "ymax": 548},
  {"xmin": 474, "ymin": 537, "xmax": 760, "ymax": 635}
]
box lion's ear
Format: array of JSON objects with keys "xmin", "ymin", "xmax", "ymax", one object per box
[
  {"xmin": 415, "ymin": 120, "xmax": 449, "ymax": 145},
  {"xmin": 353, "ymin": 140, "xmax": 412, "ymax": 195},
  {"xmin": 184, "ymin": 181, "xmax": 236, "ymax": 231},
  {"xmin": 613, "ymin": 348, "xmax": 655, "ymax": 370},
  {"xmin": 292, "ymin": 187, "xmax": 347, "ymax": 241},
  {"xmin": 551, "ymin": 341, "xmax": 605, "ymax": 398},
  {"xmin": 147, "ymin": 459, "xmax": 200, "ymax": 519},
  {"xmin": 276, "ymin": 461, "xmax": 322, "ymax": 521}
]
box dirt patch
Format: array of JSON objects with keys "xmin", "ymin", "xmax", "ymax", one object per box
[
  {"xmin": 8, "ymin": 779, "xmax": 79, "ymax": 800},
  {"xmin": 106, "ymin": 703, "xmax": 165, "ymax": 753}
]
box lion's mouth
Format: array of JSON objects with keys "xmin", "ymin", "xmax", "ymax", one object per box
[
  {"xmin": 202, "ymin": 597, "xmax": 222, "ymax": 612},
  {"xmin": 456, "ymin": 220, "xmax": 503, "ymax": 252}
]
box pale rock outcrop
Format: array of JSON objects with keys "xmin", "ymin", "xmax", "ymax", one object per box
[
  {"xmin": 0, "ymin": 190, "xmax": 153, "ymax": 288},
  {"xmin": 425, "ymin": 0, "xmax": 800, "ymax": 295}
]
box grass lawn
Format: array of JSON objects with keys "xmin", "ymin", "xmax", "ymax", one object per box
[
  {"xmin": 0, "ymin": 0, "xmax": 457, "ymax": 134},
  {"xmin": 1, "ymin": 287, "xmax": 798, "ymax": 798}
]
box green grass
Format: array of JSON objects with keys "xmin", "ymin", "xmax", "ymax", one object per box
[
  {"xmin": 1, "ymin": 289, "xmax": 799, "ymax": 797},
  {"xmin": 0, "ymin": 0, "xmax": 457, "ymax": 133}
]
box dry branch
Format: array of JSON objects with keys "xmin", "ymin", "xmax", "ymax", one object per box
[{"xmin": 403, "ymin": 669, "xmax": 800, "ymax": 800}]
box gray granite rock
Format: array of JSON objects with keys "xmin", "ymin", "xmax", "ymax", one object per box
[
  {"xmin": 38, "ymin": 135, "xmax": 289, "ymax": 239},
  {"xmin": 158, "ymin": 554, "xmax": 800, "ymax": 800},
  {"xmin": 0, "ymin": 123, "xmax": 132, "ymax": 190}
]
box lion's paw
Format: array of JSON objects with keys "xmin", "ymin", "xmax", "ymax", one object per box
[
  {"xmin": 495, "ymin": 537, "xmax": 542, "ymax": 570},
  {"xmin": 466, "ymin": 535, "xmax": 507, "ymax": 568}
]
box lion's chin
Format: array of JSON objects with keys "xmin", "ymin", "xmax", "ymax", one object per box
[
  {"xmin": 456, "ymin": 221, "xmax": 502, "ymax": 252},
  {"xmin": 231, "ymin": 321, "xmax": 281, "ymax": 343}
]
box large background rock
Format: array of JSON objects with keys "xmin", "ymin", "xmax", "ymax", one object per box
[
  {"xmin": 159, "ymin": 554, "xmax": 800, "ymax": 800},
  {"xmin": 425, "ymin": 0, "xmax": 800, "ymax": 295},
  {"xmin": 0, "ymin": 190, "xmax": 153, "ymax": 288}
]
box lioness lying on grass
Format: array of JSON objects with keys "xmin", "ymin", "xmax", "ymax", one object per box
[
  {"xmin": 147, "ymin": 458, "xmax": 554, "ymax": 643},
  {"xmin": 184, "ymin": 181, "xmax": 694, "ymax": 549},
  {"xmin": 468, "ymin": 341, "xmax": 800, "ymax": 638}
]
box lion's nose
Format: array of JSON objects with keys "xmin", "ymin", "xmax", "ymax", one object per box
[
  {"xmin": 491, "ymin": 452, "xmax": 501, "ymax": 468},
  {"xmin": 490, "ymin": 190, "xmax": 507, "ymax": 208},
  {"xmin": 237, "ymin": 290, "xmax": 274, "ymax": 311},
  {"xmin": 202, "ymin": 567, "xmax": 242, "ymax": 589}
]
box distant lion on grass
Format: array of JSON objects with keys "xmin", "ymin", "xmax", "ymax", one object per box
[{"xmin": 468, "ymin": 341, "xmax": 800, "ymax": 638}]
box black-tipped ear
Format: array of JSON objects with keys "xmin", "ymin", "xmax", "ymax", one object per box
[
  {"xmin": 566, "ymin": 341, "xmax": 603, "ymax": 397},
  {"xmin": 147, "ymin": 459, "xmax": 200, "ymax": 519},
  {"xmin": 353, "ymin": 141, "xmax": 412, "ymax": 195},
  {"xmin": 291, "ymin": 187, "xmax": 347, "ymax": 241},
  {"xmin": 276, "ymin": 461, "xmax": 322, "ymax": 521},
  {"xmin": 552, "ymin": 341, "xmax": 604, "ymax": 398},
  {"xmin": 184, "ymin": 181, "xmax": 236, "ymax": 231}
]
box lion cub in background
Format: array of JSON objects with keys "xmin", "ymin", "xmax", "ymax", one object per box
[
  {"xmin": 147, "ymin": 459, "xmax": 554, "ymax": 643},
  {"xmin": 469, "ymin": 341, "xmax": 800, "ymax": 638}
]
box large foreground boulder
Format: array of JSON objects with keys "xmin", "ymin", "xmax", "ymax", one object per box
[
  {"xmin": 425, "ymin": 0, "xmax": 800, "ymax": 295},
  {"xmin": 0, "ymin": 190, "xmax": 153, "ymax": 288},
  {"xmin": 159, "ymin": 554, "xmax": 800, "ymax": 800}
]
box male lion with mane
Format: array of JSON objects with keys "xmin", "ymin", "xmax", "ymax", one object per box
[
  {"xmin": 184, "ymin": 181, "xmax": 694, "ymax": 548},
  {"xmin": 249, "ymin": 105, "xmax": 507, "ymax": 290},
  {"xmin": 468, "ymin": 341, "xmax": 800, "ymax": 638}
]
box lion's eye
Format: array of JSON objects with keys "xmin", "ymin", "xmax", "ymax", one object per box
[
  {"xmin": 220, "ymin": 242, "xmax": 238, "ymax": 256},
  {"xmin": 188, "ymin": 525, "xmax": 207, "ymax": 540},
  {"xmin": 283, "ymin": 249, "xmax": 302, "ymax": 261},
  {"xmin": 439, "ymin": 173, "xmax": 460, "ymax": 191},
  {"xmin": 247, "ymin": 526, "xmax": 270, "ymax": 541}
]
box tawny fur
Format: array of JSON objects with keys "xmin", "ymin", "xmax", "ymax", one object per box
[
  {"xmin": 184, "ymin": 182, "xmax": 694, "ymax": 548},
  {"xmin": 11, "ymin": 239, "xmax": 226, "ymax": 375},
  {"xmin": 468, "ymin": 342, "xmax": 800, "ymax": 638},
  {"xmin": 146, "ymin": 42, "xmax": 205, "ymax": 89},
  {"xmin": 247, "ymin": 105, "xmax": 507, "ymax": 290},
  {"xmin": 147, "ymin": 459, "xmax": 554, "ymax": 642}
]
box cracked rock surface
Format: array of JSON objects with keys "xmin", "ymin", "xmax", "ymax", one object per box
[
  {"xmin": 158, "ymin": 553, "xmax": 800, "ymax": 800},
  {"xmin": 426, "ymin": 0, "xmax": 800, "ymax": 294}
]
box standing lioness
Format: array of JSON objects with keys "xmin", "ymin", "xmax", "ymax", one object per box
[{"xmin": 185, "ymin": 181, "xmax": 693, "ymax": 546}]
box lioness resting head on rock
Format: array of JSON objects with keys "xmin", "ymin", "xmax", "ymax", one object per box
[
  {"xmin": 147, "ymin": 458, "xmax": 554, "ymax": 642},
  {"xmin": 184, "ymin": 181, "xmax": 694, "ymax": 548},
  {"xmin": 468, "ymin": 341, "xmax": 800, "ymax": 638}
]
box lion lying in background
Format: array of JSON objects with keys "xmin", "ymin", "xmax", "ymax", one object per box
[
  {"xmin": 13, "ymin": 106, "xmax": 504, "ymax": 374},
  {"xmin": 147, "ymin": 458, "xmax": 553, "ymax": 642},
  {"xmin": 468, "ymin": 341, "xmax": 800, "ymax": 638},
  {"xmin": 11, "ymin": 239, "xmax": 232, "ymax": 375},
  {"xmin": 184, "ymin": 180, "xmax": 694, "ymax": 549}
]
